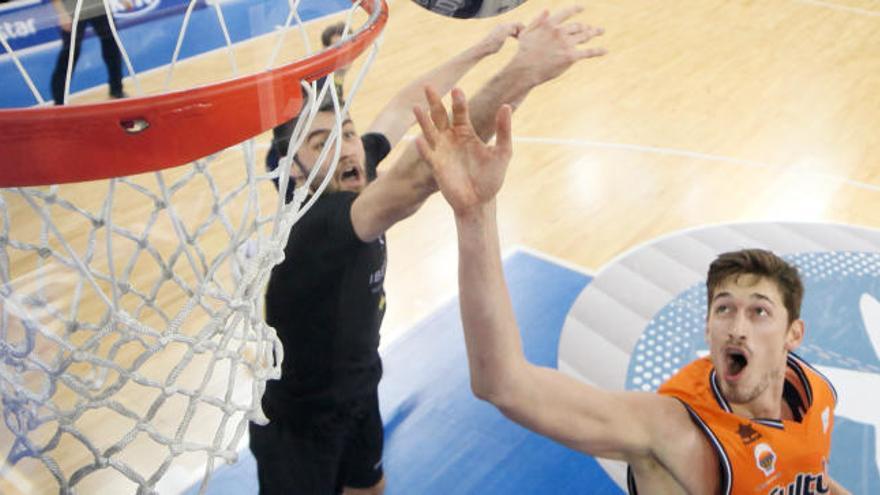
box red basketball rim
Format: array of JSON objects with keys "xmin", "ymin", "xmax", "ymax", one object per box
[{"xmin": 0, "ymin": 0, "xmax": 387, "ymax": 187}]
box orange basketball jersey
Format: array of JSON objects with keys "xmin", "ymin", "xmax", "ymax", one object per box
[{"xmin": 637, "ymin": 353, "xmax": 837, "ymax": 495}]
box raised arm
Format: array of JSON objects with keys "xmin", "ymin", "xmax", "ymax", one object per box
[
  {"xmin": 366, "ymin": 22, "xmax": 524, "ymax": 147},
  {"xmin": 466, "ymin": 6, "xmax": 606, "ymax": 141},
  {"xmin": 411, "ymin": 86, "xmax": 679, "ymax": 462},
  {"xmin": 351, "ymin": 7, "xmax": 606, "ymax": 242}
]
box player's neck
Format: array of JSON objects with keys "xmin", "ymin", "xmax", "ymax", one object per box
[{"xmin": 727, "ymin": 374, "xmax": 787, "ymax": 421}]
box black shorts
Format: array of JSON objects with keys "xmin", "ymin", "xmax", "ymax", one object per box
[{"xmin": 249, "ymin": 392, "xmax": 384, "ymax": 495}]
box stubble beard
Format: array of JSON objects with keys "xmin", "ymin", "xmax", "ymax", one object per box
[{"xmin": 724, "ymin": 363, "xmax": 784, "ymax": 406}]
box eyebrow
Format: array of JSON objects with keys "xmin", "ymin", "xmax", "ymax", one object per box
[
  {"xmin": 712, "ymin": 292, "xmax": 777, "ymax": 305},
  {"xmin": 752, "ymin": 293, "xmax": 776, "ymax": 305},
  {"xmin": 306, "ymin": 119, "xmax": 354, "ymax": 143}
]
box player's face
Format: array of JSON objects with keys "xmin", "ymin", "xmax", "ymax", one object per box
[
  {"xmin": 295, "ymin": 110, "xmax": 367, "ymax": 193},
  {"xmin": 706, "ymin": 274, "xmax": 803, "ymax": 406}
]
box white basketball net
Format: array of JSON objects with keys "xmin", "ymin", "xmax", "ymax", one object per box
[{"xmin": 0, "ymin": 1, "xmax": 383, "ymax": 493}]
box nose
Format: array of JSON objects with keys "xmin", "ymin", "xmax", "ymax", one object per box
[
  {"xmin": 340, "ymin": 134, "xmax": 359, "ymax": 159},
  {"xmin": 729, "ymin": 311, "xmax": 749, "ymax": 341}
]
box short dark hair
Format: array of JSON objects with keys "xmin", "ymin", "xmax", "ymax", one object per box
[
  {"xmin": 266, "ymin": 88, "xmax": 342, "ymax": 202},
  {"xmin": 706, "ymin": 249, "xmax": 804, "ymax": 324},
  {"xmin": 321, "ymin": 22, "xmax": 348, "ymax": 48},
  {"xmin": 270, "ymin": 80, "xmax": 341, "ymax": 156}
]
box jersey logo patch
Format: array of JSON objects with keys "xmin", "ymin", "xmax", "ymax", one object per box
[
  {"xmin": 738, "ymin": 423, "xmax": 762, "ymax": 445},
  {"xmin": 755, "ymin": 443, "xmax": 777, "ymax": 477}
]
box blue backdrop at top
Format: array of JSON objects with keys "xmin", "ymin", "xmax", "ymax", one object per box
[{"xmin": 0, "ymin": 0, "xmax": 350, "ymax": 107}]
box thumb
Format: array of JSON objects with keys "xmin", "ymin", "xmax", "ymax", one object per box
[
  {"xmin": 492, "ymin": 105, "xmax": 513, "ymax": 158},
  {"xmin": 415, "ymin": 137, "xmax": 436, "ymax": 170}
]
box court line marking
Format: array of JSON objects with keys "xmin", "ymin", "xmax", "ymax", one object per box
[
  {"xmin": 511, "ymin": 135, "xmax": 880, "ymax": 194},
  {"xmin": 402, "ymin": 134, "xmax": 879, "ymax": 194},
  {"xmin": 793, "ymin": 0, "xmax": 880, "ymax": 17}
]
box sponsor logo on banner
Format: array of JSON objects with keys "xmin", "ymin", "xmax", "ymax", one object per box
[
  {"xmin": 112, "ymin": 0, "xmax": 162, "ymax": 19},
  {"xmin": 0, "ymin": 16, "xmax": 38, "ymax": 41},
  {"xmin": 0, "ymin": 0, "xmax": 58, "ymax": 50},
  {"xmin": 0, "ymin": 0, "xmax": 194, "ymax": 52}
]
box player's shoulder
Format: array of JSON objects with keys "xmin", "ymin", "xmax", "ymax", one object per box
[
  {"xmin": 361, "ymin": 132, "xmax": 392, "ymax": 177},
  {"xmin": 361, "ymin": 132, "xmax": 391, "ymax": 155},
  {"xmin": 613, "ymin": 390, "xmax": 699, "ymax": 451},
  {"xmin": 636, "ymin": 392, "xmax": 701, "ymax": 436},
  {"xmin": 658, "ymin": 357, "xmax": 714, "ymax": 400},
  {"xmin": 291, "ymin": 191, "xmax": 358, "ymax": 238}
]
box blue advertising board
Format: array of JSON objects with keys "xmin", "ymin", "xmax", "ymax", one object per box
[
  {"xmin": 0, "ymin": 0, "xmax": 199, "ymax": 51},
  {"xmin": 0, "ymin": 0, "xmax": 349, "ymax": 107}
]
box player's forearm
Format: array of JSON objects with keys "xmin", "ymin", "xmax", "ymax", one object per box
[
  {"xmin": 399, "ymin": 43, "xmax": 492, "ymax": 110},
  {"xmin": 467, "ymin": 60, "xmax": 537, "ymax": 143},
  {"xmin": 350, "ymin": 149, "xmax": 437, "ymax": 242},
  {"xmin": 367, "ymin": 37, "xmax": 499, "ymax": 145},
  {"xmin": 454, "ymin": 202, "xmax": 527, "ymax": 403}
]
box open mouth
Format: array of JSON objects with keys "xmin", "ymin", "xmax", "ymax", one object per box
[
  {"xmin": 340, "ymin": 165, "xmax": 360, "ymax": 182},
  {"xmin": 724, "ymin": 348, "xmax": 749, "ymax": 379}
]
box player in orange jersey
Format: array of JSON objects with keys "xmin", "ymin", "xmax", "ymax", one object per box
[{"xmin": 412, "ymin": 85, "xmax": 853, "ymax": 494}]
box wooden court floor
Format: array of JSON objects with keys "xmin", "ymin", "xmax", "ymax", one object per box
[{"xmin": 1, "ymin": 0, "xmax": 878, "ymax": 492}]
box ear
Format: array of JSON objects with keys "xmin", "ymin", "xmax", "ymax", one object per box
[{"xmin": 784, "ymin": 319, "xmax": 805, "ymax": 351}]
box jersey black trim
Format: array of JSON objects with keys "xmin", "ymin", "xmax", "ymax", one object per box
[
  {"xmin": 710, "ymin": 369, "xmax": 733, "ymax": 413},
  {"xmin": 753, "ymin": 418, "xmax": 785, "ymax": 429},
  {"xmin": 782, "ymin": 379, "xmax": 806, "ymax": 422},
  {"xmin": 788, "ymin": 352, "xmax": 837, "ymax": 405},
  {"xmin": 626, "ymin": 465, "xmax": 639, "ymax": 495},
  {"xmin": 680, "ymin": 399, "xmax": 733, "ymax": 495}
]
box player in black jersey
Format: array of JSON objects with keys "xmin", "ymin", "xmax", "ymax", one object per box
[
  {"xmin": 254, "ymin": 20, "xmax": 523, "ymax": 495},
  {"xmin": 252, "ymin": 8, "xmax": 602, "ymax": 494}
]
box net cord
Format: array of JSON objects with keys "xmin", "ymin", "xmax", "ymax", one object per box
[{"xmin": 0, "ymin": 1, "xmax": 386, "ymax": 493}]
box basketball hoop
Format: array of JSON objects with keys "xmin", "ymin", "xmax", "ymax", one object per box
[{"xmin": 0, "ymin": 1, "xmax": 387, "ymax": 493}]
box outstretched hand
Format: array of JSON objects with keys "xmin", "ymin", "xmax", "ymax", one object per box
[
  {"xmin": 513, "ymin": 6, "xmax": 606, "ymax": 85},
  {"xmin": 413, "ymin": 86, "xmax": 512, "ymax": 216}
]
